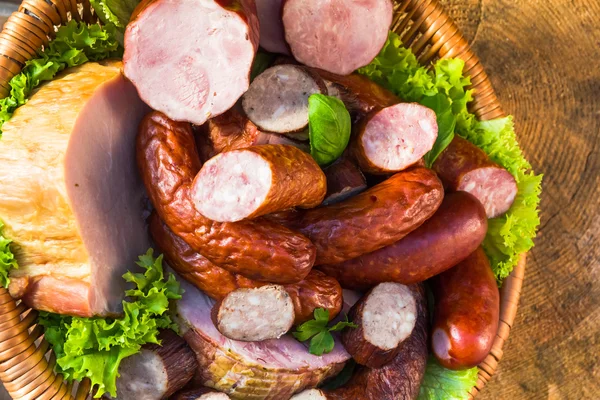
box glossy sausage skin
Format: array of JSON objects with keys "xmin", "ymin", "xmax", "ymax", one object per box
[
  {"xmin": 431, "ymin": 247, "xmax": 500, "ymax": 370},
  {"xmin": 137, "ymin": 112, "xmax": 316, "ymax": 283},
  {"xmin": 293, "ymin": 167, "xmax": 444, "ymax": 265},
  {"xmin": 149, "ymin": 212, "xmax": 342, "ymax": 324},
  {"xmin": 318, "ymin": 191, "xmax": 488, "ymax": 290}
]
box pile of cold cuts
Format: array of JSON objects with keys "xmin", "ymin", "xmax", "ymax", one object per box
[{"xmin": 120, "ymin": 0, "xmax": 518, "ymax": 399}]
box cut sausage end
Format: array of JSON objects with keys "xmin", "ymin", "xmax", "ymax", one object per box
[
  {"xmin": 242, "ymin": 65, "xmax": 324, "ymax": 133},
  {"xmin": 458, "ymin": 167, "xmax": 517, "ymax": 218},
  {"xmin": 173, "ymin": 387, "xmax": 231, "ymax": 400},
  {"xmin": 358, "ymin": 103, "xmax": 438, "ymax": 173},
  {"xmin": 215, "ymin": 285, "xmax": 295, "ymax": 341},
  {"xmin": 290, "ymin": 389, "xmax": 328, "ymax": 399},
  {"xmin": 192, "ymin": 151, "xmax": 272, "ymax": 222},
  {"xmin": 124, "ymin": 0, "xmax": 258, "ymax": 125}
]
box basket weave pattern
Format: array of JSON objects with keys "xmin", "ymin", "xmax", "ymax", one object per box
[{"xmin": 0, "ymin": 0, "xmax": 525, "ymax": 398}]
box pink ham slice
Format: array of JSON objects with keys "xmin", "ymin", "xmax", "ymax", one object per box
[
  {"xmin": 282, "ymin": 0, "xmax": 393, "ymax": 75},
  {"xmin": 175, "ymin": 276, "xmax": 350, "ymax": 400},
  {"xmin": 123, "ymin": 0, "xmax": 259, "ymax": 125},
  {"xmin": 256, "ymin": 0, "xmax": 289, "ymax": 54}
]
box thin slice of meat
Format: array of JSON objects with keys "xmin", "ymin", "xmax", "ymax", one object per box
[
  {"xmin": 342, "ymin": 283, "xmax": 417, "ymax": 368},
  {"xmin": 242, "ymin": 65, "xmax": 326, "ymax": 133},
  {"xmin": 322, "ymin": 157, "xmax": 367, "ymax": 205},
  {"xmin": 212, "ymin": 285, "xmax": 295, "ymax": 341},
  {"xmin": 433, "ymin": 136, "xmax": 518, "ymax": 218},
  {"xmin": 124, "ymin": 0, "xmax": 259, "ymax": 125},
  {"xmin": 175, "ymin": 276, "xmax": 350, "ymax": 400},
  {"xmin": 173, "ymin": 387, "xmax": 231, "ymax": 400},
  {"xmin": 282, "ymin": 0, "xmax": 393, "ymax": 75},
  {"xmin": 256, "ymin": 0, "xmax": 289, "ymax": 54},
  {"xmin": 149, "ymin": 213, "xmax": 343, "ymax": 325},
  {"xmin": 352, "ymin": 103, "xmax": 438, "ymax": 174},
  {"xmin": 192, "ymin": 144, "xmax": 326, "ymax": 222}
]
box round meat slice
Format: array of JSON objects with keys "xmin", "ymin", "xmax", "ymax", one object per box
[
  {"xmin": 242, "ymin": 65, "xmax": 326, "ymax": 133},
  {"xmin": 256, "ymin": 0, "xmax": 289, "ymax": 54},
  {"xmin": 341, "ymin": 283, "xmax": 417, "ymax": 368},
  {"xmin": 433, "ymin": 136, "xmax": 517, "ymax": 218},
  {"xmin": 282, "ymin": 0, "xmax": 393, "ymax": 75},
  {"xmin": 213, "ymin": 285, "xmax": 295, "ymax": 341},
  {"xmin": 192, "ymin": 144, "xmax": 326, "ymax": 222},
  {"xmin": 124, "ymin": 0, "xmax": 259, "ymax": 125},
  {"xmin": 290, "ymin": 389, "xmax": 327, "ymax": 399},
  {"xmin": 352, "ymin": 103, "xmax": 438, "ymax": 174}
]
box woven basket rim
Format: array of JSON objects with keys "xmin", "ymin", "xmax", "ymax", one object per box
[{"xmin": 0, "ymin": 0, "xmax": 525, "ymax": 399}]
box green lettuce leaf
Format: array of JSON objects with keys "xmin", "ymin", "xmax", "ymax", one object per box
[
  {"xmin": 38, "ymin": 249, "xmax": 182, "ymax": 398},
  {"xmin": 0, "ymin": 220, "xmax": 18, "ymax": 288},
  {"xmin": 0, "ymin": 20, "xmax": 120, "ymax": 136},
  {"xmin": 418, "ymin": 358, "xmax": 479, "ymax": 400},
  {"xmin": 90, "ymin": 0, "xmax": 140, "ymax": 44}
]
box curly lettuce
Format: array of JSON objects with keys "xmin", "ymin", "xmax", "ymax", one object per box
[
  {"xmin": 90, "ymin": 0, "xmax": 140, "ymax": 44},
  {"xmin": 359, "ymin": 32, "xmax": 542, "ymax": 281},
  {"xmin": 0, "ymin": 20, "xmax": 120, "ymax": 135},
  {"xmin": 38, "ymin": 250, "xmax": 182, "ymax": 398},
  {"xmin": 418, "ymin": 358, "xmax": 479, "ymax": 400},
  {"xmin": 0, "ymin": 220, "xmax": 18, "ymax": 288}
]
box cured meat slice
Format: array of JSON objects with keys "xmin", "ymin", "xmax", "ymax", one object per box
[
  {"xmin": 0, "ymin": 61, "xmax": 150, "ymax": 317},
  {"xmin": 256, "ymin": 0, "xmax": 289, "ymax": 54},
  {"xmin": 124, "ymin": 0, "xmax": 259, "ymax": 125}
]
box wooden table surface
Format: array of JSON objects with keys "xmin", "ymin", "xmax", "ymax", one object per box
[{"xmin": 441, "ymin": 0, "xmax": 600, "ymax": 398}]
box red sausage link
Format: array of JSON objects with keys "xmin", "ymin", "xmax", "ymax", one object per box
[
  {"xmin": 137, "ymin": 112, "xmax": 316, "ymax": 284},
  {"xmin": 431, "ymin": 247, "xmax": 500, "ymax": 370}
]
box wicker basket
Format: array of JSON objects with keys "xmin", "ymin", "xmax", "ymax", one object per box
[{"xmin": 0, "ymin": 0, "xmax": 526, "ymax": 398}]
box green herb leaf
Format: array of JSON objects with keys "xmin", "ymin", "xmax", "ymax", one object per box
[
  {"xmin": 293, "ymin": 308, "xmax": 357, "ymax": 356},
  {"xmin": 38, "ymin": 249, "xmax": 182, "ymax": 398},
  {"xmin": 319, "ymin": 359, "xmax": 356, "ymax": 390},
  {"xmin": 0, "ymin": 220, "xmax": 18, "ymax": 288},
  {"xmin": 308, "ymin": 94, "xmax": 352, "ymax": 166},
  {"xmin": 418, "ymin": 357, "xmax": 478, "ymax": 400},
  {"xmin": 308, "ymin": 330, "xmax": 335, "ymax": 356},
  {"xmin": 314, "ymin": 307, "xmax": 330, "ymax": 324},
  {"xmin": 292, "ymin": 320, "xmax": 327, "ymax": 342},
  {"xmin": 251, "ymin": 51, "xmax": 275, "ymax": 81},
  {"xmin": 328, "ymin": 315, "xmax": 358, "ymax": 332}
]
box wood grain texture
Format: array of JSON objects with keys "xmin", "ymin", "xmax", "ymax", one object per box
[{"xmin": 441, "ymin": 0, "xmax": 600, "ymax": 398}]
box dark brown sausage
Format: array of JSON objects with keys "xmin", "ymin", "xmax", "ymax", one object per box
[
  {"xmin": 137, "ymin": 112, "xmax": 316, "ymax": 283},
  {"xmin": 149, "ymin": 212, "xmax": 342, "ymax": 325},
  {"xmin": 431, "ymin": 247, "xmax": 500, "ymax": 370},
  {"xmin": 318, "ymin": 191, "xmax": 488, "ymax": 290},
  {"xmin": 292, "ymin": 167, "xmax": 444, "ymax": 265},
  {"xmin": 191, "ymin": 144, "xmax": 326, "ymax": 222},
  {"xmin": 322, "ymin": 157, "xmax": 367, "ymax": 205},
  {"xmin": 433, "ymin": 136, "xmax": 518, "ymax": 218}
]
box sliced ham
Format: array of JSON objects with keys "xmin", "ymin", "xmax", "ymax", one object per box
[
  {"xmin": 282, "ymin": 0, "xmax": 393, "ymax": 75},
  {"xmin": 175, "ymin": 276, "xmax": 350, "ymax": 400},
  {"xmin": 0, "ymin": 61, "xmax": 150, "ymax": 317},
  {"xmin": 123, "ymin": 0, "xmax": 259, "ymax": 125},
  {"xmin": 256, "ymin": 0, "xmax": 289, "ymax": 54}
]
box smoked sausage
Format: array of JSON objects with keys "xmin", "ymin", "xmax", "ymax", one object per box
[
  {"xmin": 322, "ymin": 157, "xmax": 367, "ymax": 206},
  {"xmin": 431, "ymin": 247, "xmax": 500, "ymax": 370},
  {"xmin": 293, "ymin": 167, "xmax": 444, "ymax": 265},
  {"xmin": 318, "ymin": 191, "xmax": 488, "ymax": 290},
  {"xmin": 137, "ymin": 112, "xmax": 315, "ymax": 284}
]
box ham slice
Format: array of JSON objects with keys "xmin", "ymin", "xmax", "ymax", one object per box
[
  {"xmin": 175, "ymin": 276, "xmax": 350, "ymax": 400},
  {"xmin": 0, "ymin": 61, "xmax": 151, "ymax": 317}
]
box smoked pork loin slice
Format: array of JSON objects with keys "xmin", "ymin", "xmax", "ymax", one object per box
[
  {"xmin": 0, "ymin": 61, "xmax": 151, "ymax": 317},
  {"xmin": 175, "ymin": 276, "xmax": 350, "ymax": 400}
]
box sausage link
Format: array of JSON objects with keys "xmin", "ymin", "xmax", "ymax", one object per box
[
  {"xmin": 318, "ymin": 191, "xmax": 487, "ymax": 290},
  {"xmin": 149, "ymin": 212, "xmax": 341, "ymax": 324},
  {"xmin": 293, "ymin": 167, "xmax": 444, "ymax": 265},
  {"xmin": 137, "ymin": 112, "xmax": 315, "ymax": 283},
  {"xmin": 431, "ymin": 247, "xmax": 500, "ymax": 370}
]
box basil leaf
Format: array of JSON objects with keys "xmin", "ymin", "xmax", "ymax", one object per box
[
  {"xmin": 309, "ymin": 330, "xmax": 335, "ymax": 356},
  {"xmin": 308, "ymin": 94, "xmax": 351, "ymax": 166},
  {"xmin": 420, "ymin": 93, "xmax": 456, "ymax": 167}
]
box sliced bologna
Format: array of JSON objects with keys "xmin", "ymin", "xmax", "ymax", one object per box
[
  {"xmin": 256, "ymin": 0, "xmax": 289, "ymax": 54},
  {"xmin": 242, "ymin": 64, "xmax": 326, "ymax": 133},
  {"xmin": 124, "ymin": 0, "xmax": 259, "ymax": 125},
  {"xmin": 352, "ymin": 103, "xmax": 438, "ymax": 174},
  {"xmin": 192, "ymin": 144, "xmax": 326, "ymax": 222},
  {"xmin": 282, "ymin": 0, "xmax": 393, "ymax": 75},
  {"xmin": 318, "ymin": 192, "xmax": 488, "ymax": 290},
  {"xmin": 433, "ymin": 136, "xmax": 517, "ymax": 218}
]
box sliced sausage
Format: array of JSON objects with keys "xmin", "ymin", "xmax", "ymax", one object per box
[
  {"xmin": 192, "ymin": 144, "xmax": 326, "ymax": 222},
  {"xmin": 173, "ymin": 387, "xmax": 231, "ymax": 400},
  {"xmin": 124, "ymin": 0, "xmax": 259, "ymax": 125},
  {"xmin": 149, "ymin": 212, "xmax": 342, "ymax": 325},
  {"xmin": 242, "ymin": 65, "xmax": 326, "ymax": 133},
  {"xmin": 282, "ymin": 0, "xmax": 393, "ymax": 75},
  {"xmin": 431, "ymin": 247, "xmax": 500, "ymax": 370},
  {"xmin": 212, "ymin": 285, "xmax": 295, "ymax": 341},
  {"xmin": 433, "ymin": 136, "xmax": 518, "ymax": 218},
  {"xmin": 352, "ymin": 103, "xmax": 438, "ymax": 175},
  {"xmin": 318, "ymin": 191, "xmax": 488, "ymax": 290},
  {"xmin": 342, "ymin": 283, "xmax": 417, "ymax": 368},
  {"xmin": 293, "ymin": 167, "xmax": 444, "ymax": 265},
  {"xmin": 322, "ymin": 157, "xmax": 367, "ymax": 205},
  {"xmin": 137, "ymin": 112, "xmax": 316, "ymax": 284},
  {"xmin": 256, "ymin": 0, "xmax": 289, "ymax": 54}
]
